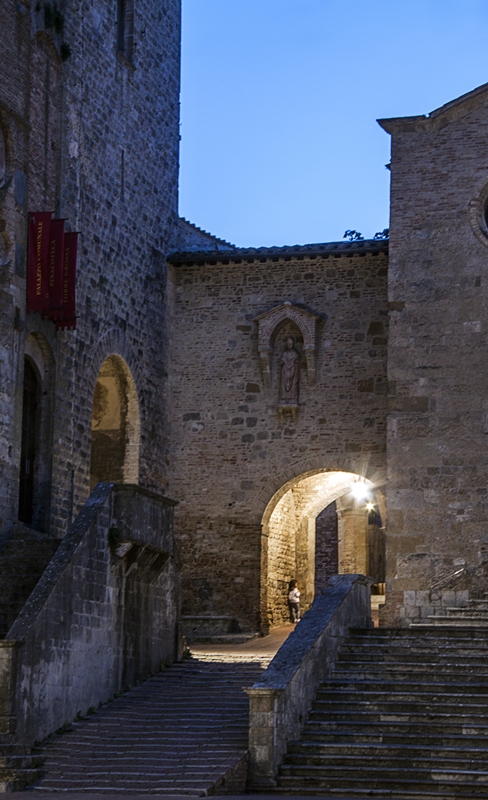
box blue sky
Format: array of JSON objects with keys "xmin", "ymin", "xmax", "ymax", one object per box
[{"xmin": 179, "ymin": 1, "xmax": 488, "ymax": 247}]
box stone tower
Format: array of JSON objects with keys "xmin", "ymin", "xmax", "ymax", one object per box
[{"xmin": 0, "ymin": 0, "xmax": 181, "ymax": 541}]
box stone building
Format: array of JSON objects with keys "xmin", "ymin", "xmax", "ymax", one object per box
[
  {"xmin": 0, "ymin": 0, "xmax": 183, "ymax": 751},
  {"xmin": 3, "ymin": 0, "xmax": 488, "ymax": 760},
  {"xmin": 168, "ymin": 83, "xmax": 488, "ymax": 633},
  {"xmin": 167, "ymin": 240, "xmax": 389, "ymax": 632}
]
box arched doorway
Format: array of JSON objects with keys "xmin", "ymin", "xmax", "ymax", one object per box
[
  {"xmin": 18, "ymin": 359, "xmax": 39, "ymax": 524},
  {"xmin": 18, "ymin": 334, "xmax": 56, "ymax": 530},
  {"xmin": 260, "ymin": 470, "xmax": 385, "ymax": 630},
  {"xmin": 90, "ymin": 355, "xmax": 140, "ymax": 491}
]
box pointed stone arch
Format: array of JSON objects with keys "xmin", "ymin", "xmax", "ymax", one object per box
[
  {"xmin": 18, "ymin": 332, "xmax": 56, "ymax": 530},
  {"xmin": 254, "ymin": 301, "xmax": 321, "ymax": 386},
  {"xmin": 260, "ymin": 468, "xmax": 385, "ymax": 632},
  {"xmin": 89, "ymin": 355, "xmax": 140, "ymax": 491}
]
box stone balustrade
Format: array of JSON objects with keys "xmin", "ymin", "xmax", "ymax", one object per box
[
  {"xmin": 245, "ymin": 573, "xmax": 372, "ymax": 787},
  {"xmin": 0, "ymin": 482, "xmax": 179, "ymax": 748}
]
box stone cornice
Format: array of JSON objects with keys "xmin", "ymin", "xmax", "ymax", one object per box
[{"xmin": 168, "ymin": 239, "xmax": 388, "ymax": 265}]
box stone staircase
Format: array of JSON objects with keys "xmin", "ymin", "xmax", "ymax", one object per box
[
  {"xmin": 0, "ymin": 524, "xmax": 59, "ymax": 638},
  {"xmin": 29, "ymin": 653, "xmax": 270, "ymax": 795},
  {"xmin": 277, "ymin": 626, "xmax": 488, "ymax": 798}
]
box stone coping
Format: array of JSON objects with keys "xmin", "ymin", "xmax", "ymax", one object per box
[
  {"xmin": 113, "ymin": 482, "xmax": 178, "ymax": 507},
  {"xmin": 6, "ymin": 483, "xmax": 114, "ymax": 642},
  {"xmin": 168, "ymin": 239, "xmax": 388, "ymax": 265},
  {"xmin": 6, "ymin": 483, "xmax": 177, "ymax": 642},
  {"xmin": 250, "ymin": 574, "xmax": 372, "ymax": 692}
]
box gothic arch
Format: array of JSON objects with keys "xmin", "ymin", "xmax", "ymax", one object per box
[
  {"xmin": 260, "ymin": 466, "xmax": 385, "ymax": 632},
  {"xmin": 255, "ymin": 455, "xmax": 385, "ymax": 515},
  {"xmin": 89, "ymin": 354, "xmax": 140, "ymax": 491},
  {"xmin": 18, "ymin": 332, "xmax": 55, "ymax": 530},
  {"xmin": 88, "ymin": 329, "xmax": 146, "ymax": 425},
  {"xmin": 254, "ymin": 302, "xmax": 321, "ymax": 386}
]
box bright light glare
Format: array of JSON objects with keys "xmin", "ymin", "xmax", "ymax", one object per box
[
  {"xmin": 366, "ymin": 502, "xmax": 375, "ymax": 512},
  {"xmin": 351, "ymin": 481, "xmax": 370, "ymax": 502}
]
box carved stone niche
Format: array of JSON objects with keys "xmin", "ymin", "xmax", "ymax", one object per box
[{"xmin": 254, "ymin": 301, "xmax": 321, "ymax": 388}]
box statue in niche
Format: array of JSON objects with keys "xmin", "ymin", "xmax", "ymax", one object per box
[{"xmin": 279, "ymin": 337, "xmax": 300, "ymax": 407}]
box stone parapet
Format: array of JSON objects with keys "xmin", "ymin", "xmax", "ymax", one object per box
[
  {"xmin": 245, "ymin": 573, "xmax": 372, "ymax": 787},
  {"xmin": 0, "ymin": 482, "xmax": 180, "ymax": 758}
]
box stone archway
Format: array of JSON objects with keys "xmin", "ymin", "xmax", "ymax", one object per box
[
  {"xmin": 260, "ymin": 470, "xmax": 384, "ymax": 631},
  {"xmin": 18, "ymin": 333, "xmax": 55, "ymax": 531},
  {"xmin": 89, "ymin": 355, "xmax": 140, "ymax": 492}
]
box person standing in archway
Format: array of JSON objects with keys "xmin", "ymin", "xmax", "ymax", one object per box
[{"xmin": 288, "ymin": 580, "xmax": 301, "ymax": 623}]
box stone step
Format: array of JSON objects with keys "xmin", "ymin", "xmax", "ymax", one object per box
[
  {"xmin": 29, "ymin": 654, "xmax": 263, "ymax": 795},
  {"xmin": 276, "ymin": 627, "xmax": 488, "ymax": 797},
  {"xmin": 285, "ymin": 742, "xmax": 488, "ymax": 760},
  {"xmin": 282, "ymin": 754, "xmax": 488, "ymax": 771},
  {"xmin": 311, "ymin": 691, "xmax": 487, "ymax": 722},
  {"xmin": 271, "ymin": 777, "xmax": 488, "ymax": 800},
  {"xmin": 301, "ymin": 729, "xmax": 488, "ymax": 745},
  {"xmin": 332, "ymin": 668, "xmax": 488, "ymax": 682},
  {"xmin": 411, "ymin": 618, "xmax": 488, "ymax": 627},
  {"xmin": 184, "ymin": 633, "xmax": 258, "ymax": 645},
  {"xmin": 278, "ymin": 764, "xmax": 488, "ymax": 785},
  {"xmin": 323, "ymin": 680, "xmax": 488, "ymax": 695},
  {"xmin": 340, "ymin": 641, "xmax": 488, "ymax": 653},
  {"xmin": 307, "ymin": 708, "xmax": 488, "ymax": 723},
  {"xmin": 337, "ymin": 648, "xmax": 487, "ymax": 667},
  {"xmin": 349, "ymin": 626, "xmax": 488, "ymax": 637},
  {"xmin": 446, "ymin": 609, "xmax": 488, "ymax": 617}
]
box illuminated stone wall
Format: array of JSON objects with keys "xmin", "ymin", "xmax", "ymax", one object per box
[{"xmin": 168, "ymin": 245, "xmax": 388, "ymax": 630}]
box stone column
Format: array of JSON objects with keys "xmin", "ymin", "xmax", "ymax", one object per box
[{"xmin": 337, "ymin": 505, "xmax": 368, "ymax": 576}]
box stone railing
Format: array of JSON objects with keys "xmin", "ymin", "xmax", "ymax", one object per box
[
  {"xmin": 245, "ymin": 573, "xmax": 372, "ymax": 787},
  {"xmin": 0, "ymin": 482, "xmax": 179, "ymax": 747}
]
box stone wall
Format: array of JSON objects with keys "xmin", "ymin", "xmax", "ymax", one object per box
[
  {"xmin": 0, "ymin": 482, "xmax": 180, "ymax": 746},
  {"xmin": 0, "ymin": 0, "xmax": 181, "ymax": 543},
  {"xmin": 168, "ymin": 242, "xmax": 388, "ymax": 630},
  {"xmin": 380, "ymin": 85, "xmax": 488, "ymax": 624}
]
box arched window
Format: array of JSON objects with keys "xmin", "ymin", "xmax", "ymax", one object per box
[
  {"xmin": 90, "ymin": 355, "xmax": 140, "ymax": 492},
  {"xmin": 117, "ymin": 0, "xmax": 134, "ymax": 62}
]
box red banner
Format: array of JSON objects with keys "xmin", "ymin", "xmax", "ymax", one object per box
[
  {"xmin": 27, "ymin": 212, "xmax": 52, "ymax": 312},
  {"xmin": 27, "ymin": 213, "xmax": 78, "ymax": 330},
  {"xmin": 55, "ymin": 231, "xmax": 78, "ymax": 330},
  {"xmin": 47, "ymin": 218, "xmax": 65, "ymax": 312}
]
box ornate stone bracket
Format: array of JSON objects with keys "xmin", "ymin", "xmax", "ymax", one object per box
[{"xmin": 254, "ymin": 301, "xmax": 321, "ymax": 387}]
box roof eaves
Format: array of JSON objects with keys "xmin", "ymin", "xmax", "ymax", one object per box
[
  {"xmin": 168, "ymin": 239, "xmax": 388, "ymax": 265},
  {"xmin": 378, "ymin": 81, "xmax": 488, "ymax": 135}
]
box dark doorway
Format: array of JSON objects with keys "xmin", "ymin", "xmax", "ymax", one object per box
[{"xmin": 18, "ymin": 359, "xmax": 39, "ymax": 524}]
